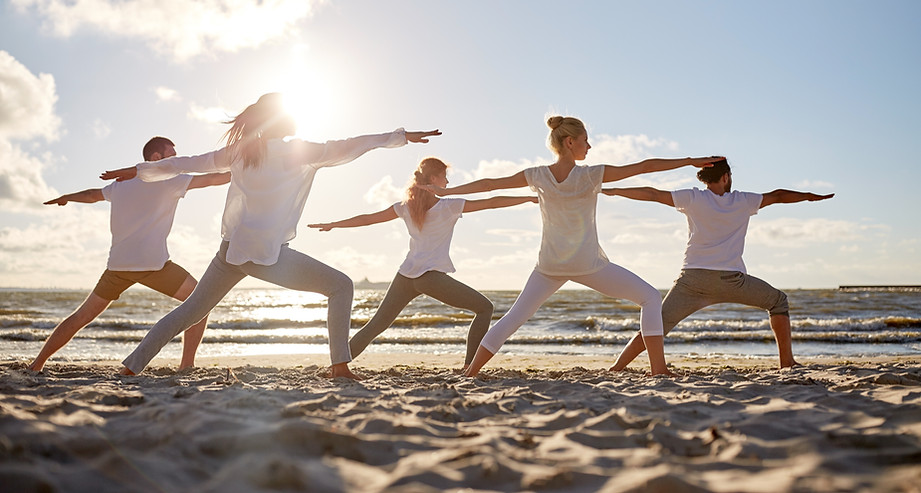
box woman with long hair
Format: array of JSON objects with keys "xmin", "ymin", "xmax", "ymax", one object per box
[
  {"xmin": 308, "ymin": 157, "xmax": 536, "ymax": 368},
  {"xmin": 101, "ymin": 93, "xmax": 440, "ymax": 379},
  {"xmin": 423, "ymin": 116, "xmax": 722, "ymax": 377}
]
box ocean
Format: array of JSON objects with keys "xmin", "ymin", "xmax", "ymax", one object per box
[{"xmin": 1, "ymin": 287, "xmax": 919, "ymax": 365}]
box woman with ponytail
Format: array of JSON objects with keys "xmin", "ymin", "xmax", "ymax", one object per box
[
  {"xmin": 101, "ymin": 93, "xmax": 440, "ymax": 379},
  {"xmin": 423, "ymin": 116, "xmax": 723, "ymax": 377},
  {"xmin": 308, "ymin": 157, "xmax": 537, "ymax": 368}
]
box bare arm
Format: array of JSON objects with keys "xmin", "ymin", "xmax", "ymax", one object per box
[
  {"xmin": 43, "ymin": 189, "xmax": 105, "ymax": 206},
  {"xmin": 602, "ymin": 156, "xmax": 723, "ymax": 183},
  {"xmin": 308, "ymin": 206, "xmax": 398, "ymax": 231},
  {"xmin": 602, "ymin": 187, "xmax": 674, "ymax": 207},
  {"xmin": 462, "ymin": 195, "xmax": 538, "ymax": 213},
  {"xmin": 187, "ymin": 172, "xmax": 232, "ymax": 191},
  {"xmin": 760, "ymin": 190, "xmax": 835, "ymax": 208},
  {"xmin": 423, "ymin": 171, "xmax": 529, "ymax": 196}
]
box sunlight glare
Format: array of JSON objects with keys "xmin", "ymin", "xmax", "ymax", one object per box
[{"xmin": 279, "ymin": 43, "xmax": 341, "ymax": 139}]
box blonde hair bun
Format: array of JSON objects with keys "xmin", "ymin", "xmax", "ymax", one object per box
[{"xmin": 547, "ymin": 116, "xmax": 564, "ymax": 130}]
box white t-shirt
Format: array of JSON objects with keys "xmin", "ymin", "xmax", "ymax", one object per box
[
  {"xmin": 525, "ymin": 164, "xmax": 608, "ymax": 276},
  {"xmin": 101, "ymin": 175, "xmax": 193, "ymax": 271},
  {"xmin": 137, "ymin": 129, "xmax": 407, "ymax": 265},
  {"xmin": 671, "ymin": 188, "xmax": 763, "ymax": 272},
  {"xmin": 393, "ymin": 198, "xmax": 465, "ymax": 278}
]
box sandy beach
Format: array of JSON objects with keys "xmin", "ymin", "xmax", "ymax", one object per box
[{"xmin": 1, "ymin": 354, "xmax": 920, "ymax": 492}]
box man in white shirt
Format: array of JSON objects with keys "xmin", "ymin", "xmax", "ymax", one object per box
[
  {"xmin": 603, "ymin": 159, "xmax": 834, "ymax": 370},
  {"xmin": 29, "ymin": 137, "xmax": 230, "ymax": 372}
]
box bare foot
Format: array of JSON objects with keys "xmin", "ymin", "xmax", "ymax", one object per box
[
  {"xmin": 328, "ymin": 363, "xmax": 362, "ymax": 380},
  {"xmin": 27, "ymin": 362, "xmax": 43, "ymax": 373},
  {"xmin": 119, "ymin": 366, "xmax": 136, "ymax": 376}
]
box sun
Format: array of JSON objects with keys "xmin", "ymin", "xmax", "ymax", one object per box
[{"xmin": 276, "ymin": 44, "xmax": 342, "ymax": 139}]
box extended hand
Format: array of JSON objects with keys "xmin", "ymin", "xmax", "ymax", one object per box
[
  {"xmin": 100, "ymin": 166, "xmax": 138, "ymax": 181},
  {"xmin": 808, "ymin": 193, "xmax": 835, "ymax": 201},
  {"xmin": 307, "ymin": 223, "xmax": 333, "ymax": 232},
  {"xmin": 43, "ymin": 196, "xmax": 68, "ymax": 206},
  {"xmin": 692, "ymin": 156, "xmax": 725, "ymax": 168},
  {"xmin": 406, "ymin": 129, "xmax": 442, "ymax": 144}
]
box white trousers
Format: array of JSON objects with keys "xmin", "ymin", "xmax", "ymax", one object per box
[{"xmin": 480, "ymin": 263, "xmax": 663, "ymax": 353}]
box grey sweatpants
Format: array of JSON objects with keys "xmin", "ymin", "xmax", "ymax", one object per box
[
  {"xmin": 122, "ymin": 242, "xmax": 353, "ymax": 373},
  {"xmin": 348, "ymin": 271, "xmax": 493, "ymax": 365},
  {"xmin": 661, "ymin": 268, "xmax": 789, "ymax": 334}
]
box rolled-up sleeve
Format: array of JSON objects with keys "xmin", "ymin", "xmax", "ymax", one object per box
[{"xmin": 308, "ymin": 128, "xmax": 407, "ymax": 169}]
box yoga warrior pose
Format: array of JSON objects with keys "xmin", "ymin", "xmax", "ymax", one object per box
[
  {"xmin": 424, "ymin": 116, "xmax": 722, "ymax": 376},
  {"xmin": 309, "ymin": 157, "xmax": 537, "ymax": 368},
  {"xmin": 101, "ymin": 93, "xmax": 440, "ymax": 379},
  {"xmin": 606, "ymin": 158, "xmax": 834, "ymax": 370},
  {"xmin": 30, "ymin": 137, "xmax": 229, "ymax": 372}
]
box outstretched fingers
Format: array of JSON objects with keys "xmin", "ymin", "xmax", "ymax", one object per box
[
  {"xmin": 406, "ymin": 129, "xmax": 442, "ymax": 143},
  {"xmin": 100, "ymin": 166, "xmax": 138, "ymax": 181}
]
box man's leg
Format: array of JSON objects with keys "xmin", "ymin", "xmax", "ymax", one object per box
[
  {"xmin": 610, "ymin": 272, "xmax": 711, "ymax": 371},
  {"xmin": 770, "ymin": 314, "xmax": 797, "ymax": 368},
  {"xmin": 717, "ymin": 272, "xmax": 795, "ymax": 368},
  {"xmin": 30, "ymin": 293, "xmax": 112, "ymax": 372}
]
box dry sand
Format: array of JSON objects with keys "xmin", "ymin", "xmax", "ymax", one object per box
[{"xmin": 1, "ymin": 354, "xmax": 920, "ymax": 492}]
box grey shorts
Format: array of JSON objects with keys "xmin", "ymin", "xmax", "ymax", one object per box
[{"xmin": 661, "ymin": 268, "xmax": 789, "ymax": 334}]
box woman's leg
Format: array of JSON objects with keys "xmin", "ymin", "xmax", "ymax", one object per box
[
  {"xmin": 348, "ymin": 273, "xmax": 419, "ymax": 359},
  {"xmin": 413, "ymin": 271, "xmax": 494, "ymax": 367},
  {"xmin": 574, "ymin": 263, "xmax": 670, "ymax": 375},
  {"xmin": 466, "ymin": 270, "xmax": 565, "ymax": 376},
  {"xmin": 122, "ymin": 253, "xmax": 245, "ymax": 374},
  {"xmin": 240, "ymin": 246, "xmax": 354, "ymax": 369}
]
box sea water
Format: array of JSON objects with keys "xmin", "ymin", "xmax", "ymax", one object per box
[{"xmin": 1, "ymin": 287, "xmax": 919, "ymax": 364}]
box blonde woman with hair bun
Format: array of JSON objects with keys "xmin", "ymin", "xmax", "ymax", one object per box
[
  {"xmin": 423, "ymin": 116, "xmax": 723, "ymax": 377},
  {"xmin": 309, "ymin": 157, "xmax": 537, "ymax": 369}
]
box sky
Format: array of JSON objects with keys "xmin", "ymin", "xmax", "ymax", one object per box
[{"xmin": 1, "ymin": 0, "xmax": 919, "ymax": 291}]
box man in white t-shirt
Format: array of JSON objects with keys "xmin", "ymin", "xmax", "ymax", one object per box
[
  {"xmin": 603, "ymin": 159, "xmax": 834, "ymax": 370},
  {"xmin": 29, "ymin": 137, "xmax": 230, "ymax": 372}
]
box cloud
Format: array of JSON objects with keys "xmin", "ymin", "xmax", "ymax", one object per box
[
  {"xmin": 363, "ymin": 175, "xmax": 403, "ymax": 208},
  {"xmin": 793, "ymin": 179, "xmax": 835, "ymax": 190},
  {"xmin": 155, "ymin": 86, "xmax": 180, "ymax": 102},
  {"xmin": 589, "ymin": 134, "xmax": 680, "ymax": 164},
  {"xmin": 748, "ymin": 218, "xmax": 881, "ymax": 246},
  {"xmin": 92, "ymin": 118, "xmax": 111, "ymax": 139},
  {"xmin": 0, "ymin": 51, "xmax": 61, "ymax": 211},
  {"xmin": 188, "ymin": 103, "xmax": 233, "ymax": 125},
  {"xmin": 0, "ymin": 50, "xmax": 61, "ymax": 141},
  {"xmin": 13, "ymin": 0, "xmax": 324, "ymax": 61}
]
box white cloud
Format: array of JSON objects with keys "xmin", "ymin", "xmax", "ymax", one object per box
[
  {"xmin": 0, "ymin": 50, "xmax": 61, "ymax": 141},
  {"xmin": 92, "ymin": 118, "xmax": 111, "ymax": 139},
  {"xmin": 748, "ymin": 218, "xmax": 880, "ymax": 246},
  {"xmin": 589, "ymin": 134, "xmax": 679, "ymax": 164},
  {"xmin": 188, "ymin": 103, "xmax": 232, "ymax": 124},
  {"xmin": 155, "ymin": 86, "xmax": 180, "ymax": 102},
  {"xmin": 793, "ymin": 179, "xmax": 835, "ymax": 190},
  {"xmin": 0, "ymin": 51, "xmax": 62, "ymax": 210},
  {"xmin": 12, "ymin": 0, "xmax": 324, "ymax": 61},
  {"xmin": 363, "ymin": 175, "xmax": 403, "ymax": 209}
]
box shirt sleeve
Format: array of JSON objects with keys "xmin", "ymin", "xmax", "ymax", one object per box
[
  {"xmin": 743, "ymin": 192, "xmax": 763, "ymax": 215},
  {"xmin": 298, "ymin": 129, "xmax": 407, "ymax": 170},
  {"xmin": 137, "ymin": 148, "xmax": 229, "ymax": 182},
  {"xmin": 101, "ymin": 182, "xmax": 115, "ymax": 202},
  {"xmin": 589, "ymin": 165, "xmax": 605, "ymax": 193},
  {"xmin": 447, "ymin": 198, "xmax": 466, "ymax": 218},
  {"xmin": 671, "ymin": 189, "xmax": 694, "ymax": 211}
]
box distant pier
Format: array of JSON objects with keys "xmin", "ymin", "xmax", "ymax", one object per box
[{"xmin": 838, "ymin": 285, "xmax": 921, "ymax": 292}]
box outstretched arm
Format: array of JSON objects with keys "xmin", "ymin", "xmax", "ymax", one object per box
[
  {"xmin": 760, "ymin": 190, "xmax": 834, "ymax": 208},
  {"xmin": 462, "ymin": 195, "xmax": 538, "ymax": 213},
  {"xmin": 44, "ymin": 189, "xmax": 105, "ymax": 206},
  {"xmin": 308, "ymin": 206, "xmax": 398, "ymax": 232},
  {"xmin": 188, "ymin": 172, "xmax": 232, "ymax": 191},
  {"xmin": 602, "ymin": 156, "xmax": 723, "ymax": 183},
  {"xmin": 602, "ymin": 187, "xmax": 674, "ymax": 207},
  {"xmin": 423, "ymin": 171, "xmax": 529, "ymax": 196}
]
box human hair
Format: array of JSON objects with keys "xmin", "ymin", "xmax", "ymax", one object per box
[
  {"xmin": 546, "ymin": 116, "xmax": 587, "ymax": 156},
  {"xmin": 142, "ymin": 136, "xmax": 175, "ymax": 161},
  {"xmin": 222, "ymin": 93, "xmax": 294, "ymax": 169},
  {"xmin": 403, "ymin": 157, "xmax": 448, "ymax": 229},
  {"xmin": 696, "ymin": 158, "xmax": 731, "ymax": 184}
]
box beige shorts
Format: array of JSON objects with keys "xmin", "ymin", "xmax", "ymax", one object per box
[{"xmin": 92, "ymin": 261, "xmax": 191, "ymax": 301}]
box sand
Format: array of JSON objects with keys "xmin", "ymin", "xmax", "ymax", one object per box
[{"xmin": 1, "ymin": 354, "xmax": 920, "ymax": 492}]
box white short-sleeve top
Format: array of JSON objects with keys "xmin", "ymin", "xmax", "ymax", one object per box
[
  {"xmin": 392, "ymin": 198, "xmax": 466, "ymax": 278},
  {"xmin": 524, "ymin": 164, "xmax": 609, "ymax": 276},
  {"xmin": 101, "ymin": 175, "xmax": 193, "ymax": 271},
  {"xmin": 671, "ymin": 188, "xmax": 763, "ymax": 273},
  {"xmin": 136, "ymin": 129, "xmax": 407, "ymax": 266}
]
